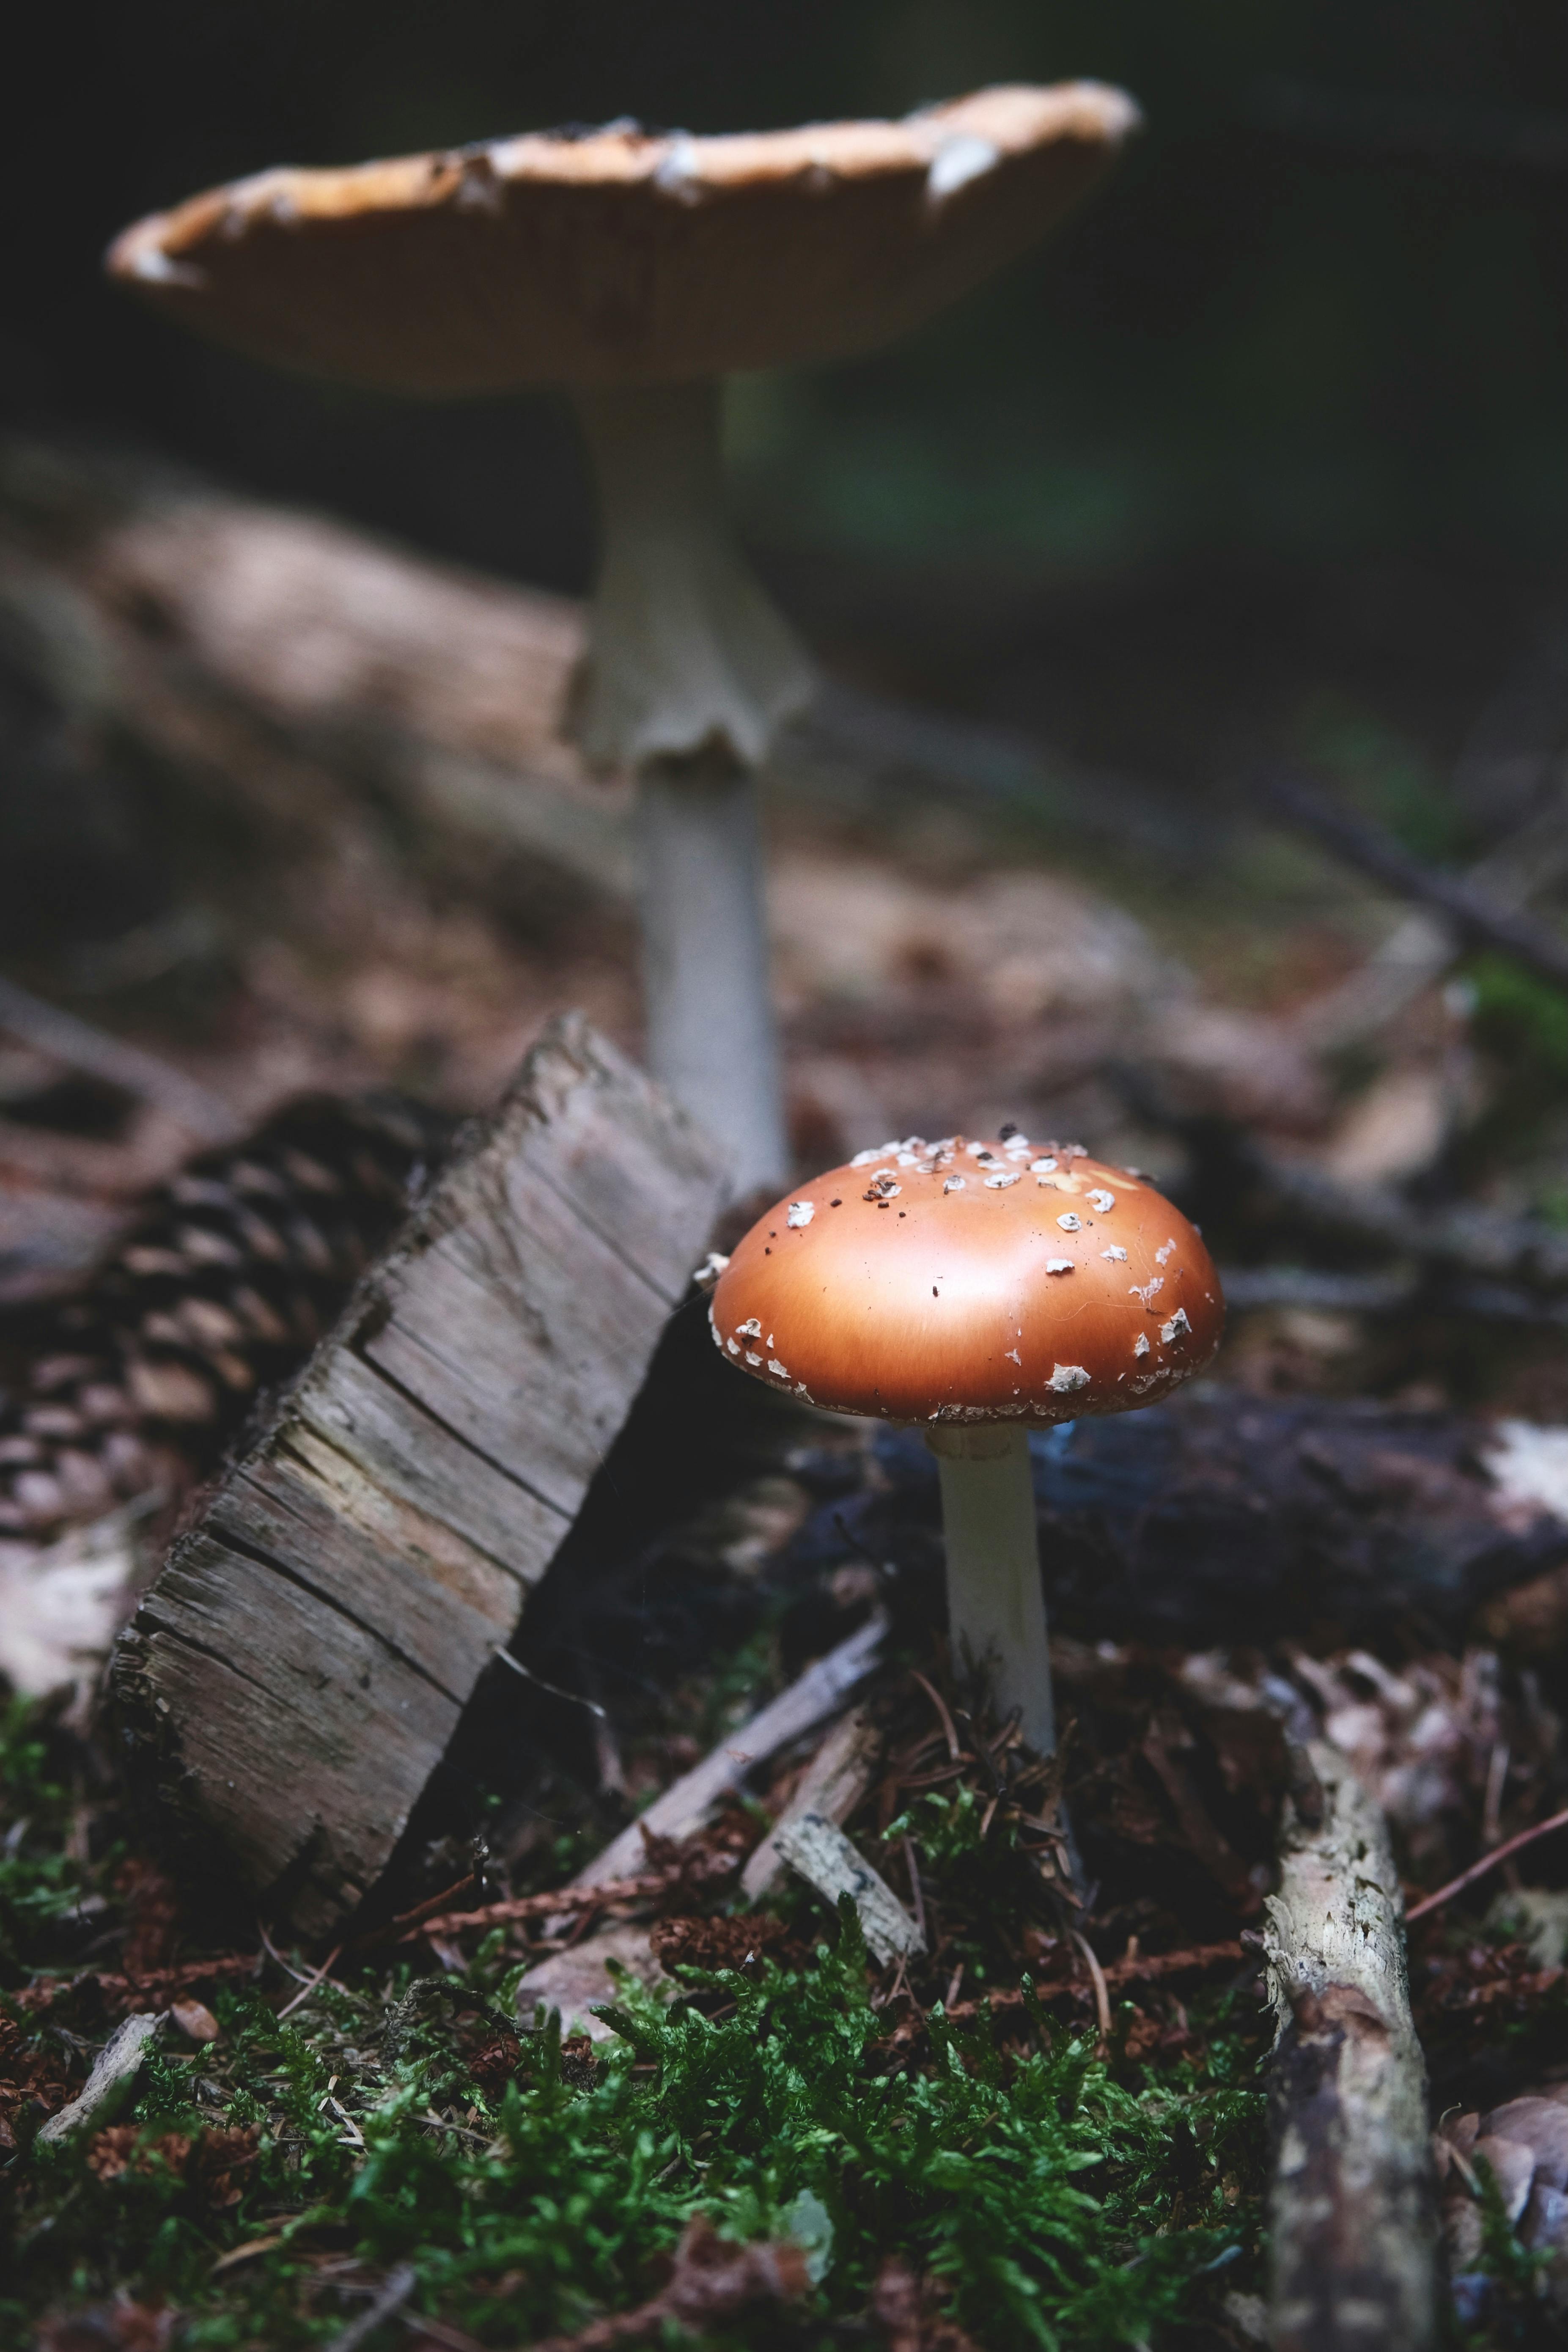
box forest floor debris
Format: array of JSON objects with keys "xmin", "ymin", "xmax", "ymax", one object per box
[
  {"xmin": 4, "ymin": 1429, "xmax": 1565, "ymax": 2350},
  {"xmin": 5, "ymin": 434, "xmax": 1568, "ymax": 2343}
]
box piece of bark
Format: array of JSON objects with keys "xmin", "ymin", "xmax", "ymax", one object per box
[
  {"xmin": 109, "ymin": 1015, "xmax": 727, "ymax": 1936},
  {"xmin": 774, "ymin": 1811, "xmax": 925, "ymax": 1967},
  {"xmin": 570, "ymin": 1612, "xmax": 886, "ymax": 1892},
  {"xmin": 35, "ymin": 2012, "xmax": 166, "ymax": 2146},
  {"xmin": 1262, "ymin": 1740, "xmax": 1437, "ymax": 2352},
  {"xmin": 741, "ymin": 1703, "xmax": 883, "ymax": 1901}
]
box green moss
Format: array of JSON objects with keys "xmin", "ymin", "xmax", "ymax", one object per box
[
  {"xmin": 2, "ymin": 1704, "xmax": 1268, "ymax": 2349},
  {"xmin": 1466, "ymin": 952, "xmax": 1568, "ymax": 1082},
  {"xmin": 0, "ymin": 1697, "xmax": 110, "ymax": 1973}
]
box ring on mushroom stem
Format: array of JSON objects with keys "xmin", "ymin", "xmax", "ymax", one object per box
[
  {"xmin": 704, "ymin": 1134, "xmax": 1223, "ymax": 1753},
  {"xmin": 104, "ymin": 84, "xmax": 1139, "ymax": 1197}
]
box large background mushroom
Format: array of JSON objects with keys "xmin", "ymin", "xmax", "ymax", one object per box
[
  {"xmin": 107, "ymin": 83, "xmax": 1139, "ymax": 1193},
  {"xmin": 708, "ymin": 1130, "xmax": 1223, "ymax": 1751}
]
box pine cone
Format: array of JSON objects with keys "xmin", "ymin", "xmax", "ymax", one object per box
[{"xmin": 0, "ymin": 1094, "xmax": 451, "ymax": 1543}]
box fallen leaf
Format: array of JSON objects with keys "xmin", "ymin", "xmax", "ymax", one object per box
[{"xmin": 170, "ymin": 1996, "xmax": 220, "ymax": 2044}]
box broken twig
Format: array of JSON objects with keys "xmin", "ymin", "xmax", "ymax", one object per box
[
  {"xmin": 1269, "ymin": 766, "xmax": 1568, "ymax": 994},
  {"xmin": 1405, "ymin": 1802, "xmax": 1568, "ymax": 1925},
  {"xmin": 1263, "ymin": 1741, "xmax": 1436, "ymax": 2352},
  {"xmin": 396, "ymin": 1874, "xmax": 670, "ymax": 1943},
  {"xmin": 324, "ymin": 2264, "xmax": 418, "ymax": 2352},
  {"xmin": 741, "ymin": 1703, "xmax": 884, "ymax": 1901},
  {"xmin": 774, "ymin": 1811, "xmax": 925, "ymax": 1967},
  {"xmin": 0, "ymin": 974, "xmax": 238, "ymax": 1141},
  {"xmin": 1289, "ymin": 775, "xmax": 1568, "ymax": 1051},
  {"xmin": 1069, "ymin": 1930, "xmax": 1112, "ymax": 2047},
  {"xmin": 571, "ymin": 1613, "xmax": 887, "ymax": 1892}
]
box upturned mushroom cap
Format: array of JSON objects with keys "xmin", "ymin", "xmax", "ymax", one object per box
[
  {"xmin": 106, "ymin": 83, "xmax": 1139, "ymax": 395},
  {"xmin": 709, "ymin": 1133, "xmax": 1222, "ymax": 1425}
]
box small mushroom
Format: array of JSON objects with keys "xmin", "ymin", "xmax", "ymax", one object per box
[
  {"xmin": 105, "ymin": 85, "xmax": 1137, "ymax": 1192},
  {"xmin": 710, "ymin": 1135, "xmax": 1222, "ymax": 1751}
]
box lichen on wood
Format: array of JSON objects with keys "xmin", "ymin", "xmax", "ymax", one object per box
[{"xmin": 1262, "ymin": 1739, "xmax": 1438, "ymax": 2352}]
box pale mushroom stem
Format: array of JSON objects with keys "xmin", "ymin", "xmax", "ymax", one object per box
[
  {"xmin": 571, "ymin": 379, "xmax": 816, "ymax": 1194},
  {"xmin": 635, "ymin": 753, "xmax": 787, "ymax": 1193},
  {"xmin": 928, "ymin": 1424, "xmax": 1054, "ymax": 1754}
]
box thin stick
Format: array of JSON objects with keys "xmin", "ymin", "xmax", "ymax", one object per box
[
  {"xmin": 902, "ymin": 1835, "xmax": 929, "ymax": 1950},
  {"xmin": 1070, "ymin": 1930, "xmax": 1112, "ymax": 2045},
  {"xmin": 257, "ymin": 1919, "xmax": 314, "ymax": 1987},
  {"xmin": 401, "ymin": 1873, "xmax": 670, "ymax": 1941},
  {"xmin": 909, "ymin": 1669, "xmax": 961, "ymax": 1763},
  {"xmin": 1268, "ymin": 767, "xmax": 1568, "ymax": 993},
  {"xmin": 1287, "ymin": 776, "xmax": 1568, "ymax": 1054},
  {"xmin": 1405, "ymin": 1803, "xmax": 1568, "ymax": 1924},
  {"xmin": 276, "ymin": 1943, "xmax": 345, "ymax": 2020},
  {"xmin": 0, "ymin": 973, "xmax": 237, "ymax": 1139},
  {"xmin": 342, "ymin": 1875, "xmax": 477, "ymax": 1956},
  {"xmin": 568, "ymin": 1612, "xmax": 887, "ymax": 1892},
  {"xmin": 324, "ymin": 2264, "xmax": 418, "ymax": 2352},
  {"xmin": 953, "ymin": 1941, "xmax": 1247, "ymax": 2017}
]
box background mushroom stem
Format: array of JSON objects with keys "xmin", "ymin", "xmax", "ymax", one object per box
[
  {"xmin": 635, "ymin": 751, "xmax": 787, "ymax": 1192},
  {"xmin": 571, "ymin": 378, "xmax": 812, "ymax": 1189},
  {"xmin": 927, "ymin": 1424, "xmax": 1055, "ymax": 1755},
  {"xmin": 572, "ymin": 379, "xmax": 815, "ymax": 772}
]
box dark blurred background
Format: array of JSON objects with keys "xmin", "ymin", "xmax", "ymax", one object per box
[
  {"xmin": 8, "ymin": 0, "xmax": 1568, "ymax": 1601},
  {"xmin": 9, "ymin": 4, "xmax": 1568, "ymax": 1364},
  {"xmin": 13, "ymin": 0, "xmax": 1568, "ymax": 618}
]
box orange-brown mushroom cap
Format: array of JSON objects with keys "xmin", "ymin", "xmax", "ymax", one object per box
[
  {"xmin": 105, "ymin": 83, "xmax": 1138, "ymax": 395},
  {"xmin": 710, "ymin": 1135, "xmax": 1222, "ymax": 1425}
]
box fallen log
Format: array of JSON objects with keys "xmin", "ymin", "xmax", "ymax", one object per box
[
  {"xmin": 109, "ymin": 1014, "xmax": 727, "ymax": 1936},
  {"xmin": 1247, "ymin": 1145, "xmax": 1568, "ymax": 1298},
  {"xmin": 799, "ymin": 1399, "xmax": 1568, "ymax": 1649},
  {"xmin": 3, "ymin": 437, "xmax": 1214, "ymax": 915},
  {"xmin": 1263, "ymin": 1740, "xmax": 1437, "ymax": 2352}
]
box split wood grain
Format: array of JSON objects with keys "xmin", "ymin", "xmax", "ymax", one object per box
[
  {"xmin": 1263, "ymin": 1740, "xmax": 1437, "ymax": 2352},
  {"xmin": 110, "ymin": 1013, "xmax": 727, "ymax": 1936}
]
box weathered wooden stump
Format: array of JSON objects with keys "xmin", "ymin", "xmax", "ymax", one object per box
[{"xmin": 110, "ymin": 1014, "xmax": 727, "ymax": 1934}]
